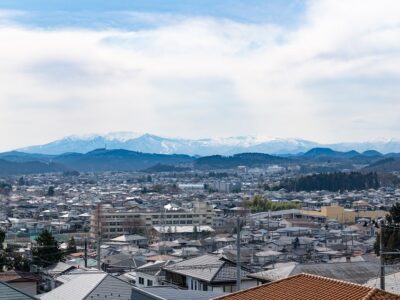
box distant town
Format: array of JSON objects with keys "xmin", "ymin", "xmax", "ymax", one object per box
[{"xmin": 1, "ymin": 145, "xmax": 400, "ymax": 299}]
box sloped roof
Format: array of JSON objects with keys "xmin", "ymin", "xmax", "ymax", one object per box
[
  {"xmin": 213, "ymin": 273, "xmax": 400, "ymax": 300},
  {"xmin": 163, "ymin": 254, "xmax": 222, "ymax": 282},
  {"xmin": 38, "ymin": 272, "xmax": 133, "ymax": 300},
  {"xmin": 0, "ymin": 270, "xmax": 39, "ymax": 282},
  {"xmin": 249, "ymin": 262, "xmax": 388, "ymax": 284},
  {"xmin": 366, "ymin": 271, "xmax": 400, "ymax": 295},
  {"xmin": 132, "ymin": 286, "xmax": 225, "ymax": 300},
  {"xmin": 111, "ymin": 235, "xmax": 147, "ymax": 242},
  {"xmin": 137, "ymin": 261, "xmax": 171, "ymax": 276},
  {"xmin": 0, "ymin": 281, "xmax": 39, "ymax": 300},
  {"xmin": 43, "ymin": 262, "xmax": 76, "ymax": 275},
  {"xmin": 163, "ymin": 254, "xmax": 250, "ymax": 283}
]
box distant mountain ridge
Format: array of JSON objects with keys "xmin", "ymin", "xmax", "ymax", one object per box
[
  {"xmin": 0, "ymin": 146, "xmax": 397, "ymax": 174},
  {"xmin": 16, "ymin": 132, "xmax": 400, "ymax": 155}
]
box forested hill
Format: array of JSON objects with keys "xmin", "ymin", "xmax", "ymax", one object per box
[{"xmin": 274, "ymin": 172, "xmax": 380, "ymax": 192}]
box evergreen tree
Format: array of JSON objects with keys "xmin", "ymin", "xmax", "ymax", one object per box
[
  {"xmin": 0, "ymin": 229, "xmax": 5, "ymax": 250},
  {"xmin": 193, "ymin": 226, "xmax": 198, "ymax": 240},
  {"xmin": 12, "ymin": 253, "xmax": 30, "ymax": 272},
  {"xmin": 389, "ymin": 203, "xmax": 400, "ymax": 223},
  {"xmin": 32, "ymin": 230, "xmax": 63, "ymax": 267},
  {"xmin": 276, "ymin": 172, "xmax": 380, "ymax": 192},
  {"xmin": 374, "ymin": 204, "xmax": 400, "ymax": 263},
  {"xmin": 0, "ymin": 252, "xmax": 10, "ymax": 272},
  {"xmin": 18, "ymin": 177, "xmax": 25, "ymax": 186},
  {"xmin": 67, "ymin": 237, "xmax": 77, "ymax": 254},
  {"xmin": 46, "ymin": 186, "xmax": 55, "ymax": 197},
  {"xmin": 0, "ymin": 183, "xmax": 12, "ymax": 196}
]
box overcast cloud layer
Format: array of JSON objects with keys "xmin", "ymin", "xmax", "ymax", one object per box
[{"xmin": 1, "ymin": 0, "xmax": 400, "ymax": 151}]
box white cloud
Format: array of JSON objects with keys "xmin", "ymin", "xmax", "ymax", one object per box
[{"xmin": 1, "ymin": 0, "xmax": 400, "ymax": 150}]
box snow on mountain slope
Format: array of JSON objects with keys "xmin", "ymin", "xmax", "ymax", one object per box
[{"xmin": 16, "ymin": 132, "xmax": 400, "ymax": 155}]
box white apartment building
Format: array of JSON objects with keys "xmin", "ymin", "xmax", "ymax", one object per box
[{"xmin": 90, "ymin": 201, "xmax": 214, "ymax": 239}]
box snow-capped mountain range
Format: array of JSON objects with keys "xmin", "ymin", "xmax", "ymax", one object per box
[{"xmin": 16, "ymin": 132, "xmax": 400, "ymax": 156}]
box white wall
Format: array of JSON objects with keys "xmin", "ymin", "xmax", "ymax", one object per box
[{"xmin": 136, "ymin": 271, "xmax": 158, "ymax": 287}]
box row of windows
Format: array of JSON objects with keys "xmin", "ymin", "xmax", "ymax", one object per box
[
  {"xmin": 152, "ymin": 220, "xmax": 197, "ymax": 225},
  {"xmin": 108, "ymin": 228, "xmax": 123, "ymax": 232},
  {"xmin": 104, "ymin": 213, "xmax": 212, "ymax": 219}
]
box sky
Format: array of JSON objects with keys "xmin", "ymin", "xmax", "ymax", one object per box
[{"xmin": 1, "ymin": 0, "xmax": 400, "ymax": 151}]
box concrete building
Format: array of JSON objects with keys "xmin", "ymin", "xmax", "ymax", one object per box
[
  {"xmin": 90, "ymin": 201, "xmax": 214, "ymax": 239},
  {"xmin": 300, "ymin": 206, "xmax": 387, "ymax": 224}
]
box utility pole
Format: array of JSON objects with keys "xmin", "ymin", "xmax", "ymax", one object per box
[
  {"xmin": 378, "ymin": 221, "xmax": 400, "ymax": 291},
  {"xmin": 236, "ymin": 216, "xmax": 241, "ymax": 292},
  {"xmin": 84, "ymin": 237, "xmax": 88, "ymax": 268},
  {"xmin": 380, "ymin": 221, "xmax": 384, "ymax": 290},
  {"xmin": 96, "ymin": 204, "xmax": 101, "ymax": 271}
]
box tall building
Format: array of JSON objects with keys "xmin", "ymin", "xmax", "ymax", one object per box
[{"xmin": 90, "ymin": 201, "xmax": 214, "ymax": 239}]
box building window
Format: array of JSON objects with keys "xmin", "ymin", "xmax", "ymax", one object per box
[
  {"xmin": 147, "ymin": 279, "xmax": 153, "ymax": 286},
  {"xmin": 139, "ymin": 277, "xmax": 144, "ymax": 285}
]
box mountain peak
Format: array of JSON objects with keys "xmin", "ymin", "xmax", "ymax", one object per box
[{"xmin": 16, "ymin": 133, "xmax": 400, "ymax": 155}]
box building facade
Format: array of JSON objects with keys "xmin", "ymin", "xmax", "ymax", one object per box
[{"xmin": 90, "ymin": 201, "xmax": 214, "ymax": 239}]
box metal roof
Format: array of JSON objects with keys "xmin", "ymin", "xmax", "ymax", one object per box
[
  {"xmin": 38, "ymin": 272, "xmax": 133, "ymax": 300},
  {"xmin": 249, "ymin": 261, "xmax": 395, "ymax": 284},
  {"xmin": 163, "ymin": 254, "xmax": 251, "ymax": 283},
  {"xmin": 132, "ymin": 286, "xmax": 225, "ymax": 300},
  {"xmin": 0, "ymin": 281, "xmax": 39, "ymax": 300}
]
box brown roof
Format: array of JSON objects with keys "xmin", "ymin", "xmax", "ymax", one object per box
[
  {"xmin": 146, "ymin": 255, "xmax": 176, "ymax": 262},
  {"xmin": 213, "ymin": 273, "xmax": 400, "ymax": 300},
  {"xmin": 0, "ymin": 270, "xmax": 39, "ymax": 283}
]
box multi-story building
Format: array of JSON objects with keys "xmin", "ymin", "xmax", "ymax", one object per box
[
  {"xmin": 209, "ymin": 181, "xmax": 241, "ymax": 193},
  {"xmin": 90, "ymin": 201, "xmax": 214, "ymax": 239}
]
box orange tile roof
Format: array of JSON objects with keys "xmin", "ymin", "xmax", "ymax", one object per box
[{"xmin": 213, "ymin": 273, "xmax": 400, "ymax": 300}]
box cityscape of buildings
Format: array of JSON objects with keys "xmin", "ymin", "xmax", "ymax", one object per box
[{"xmin": 0, "ymin": 162, "xmax": 400, "ymax": 299}]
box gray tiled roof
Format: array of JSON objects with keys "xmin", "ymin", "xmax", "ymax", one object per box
[
  {"xmin": 86, "ymin": 274, "xmax": 133, "ymax": 300},
  {"xmin": 163, "ymin": 254, "xmax": 222, "ymax": 282},
  {"xmin": 132, "ymin": 286, "xmax": 225, "ymax": 300},
  {"xmin": 164, "ymin": 254, "xmax": 250, "ymax": 283},
  {"xmin": 249, "ymin": 261, "xmax": 392, "ymax": 284},
  {"xmin": 39, "ymin": 272, "xmax": 133, "ymax": 300},
  {"xmin": 0, "ymin": 282, "xmax": 39, "ymax": 300}
]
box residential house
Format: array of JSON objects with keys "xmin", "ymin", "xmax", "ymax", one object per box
[
  {"xmin": 110, "ymin": 234, "xmax": 148, "ymax": 247},
  {"xmin": 248, "ymin": 261, "xmax": 394, "ymax": 285},
  {"xmin": 38, "ymin": 272, "xmax": 133, "ymax": 300},
  {"xmin": 213, "ymin": 273, "xmax": 400, "ymax": 300},
  {"xmin": 163, "ymin": 254, "xmax": 257, "ymax": 293}
]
